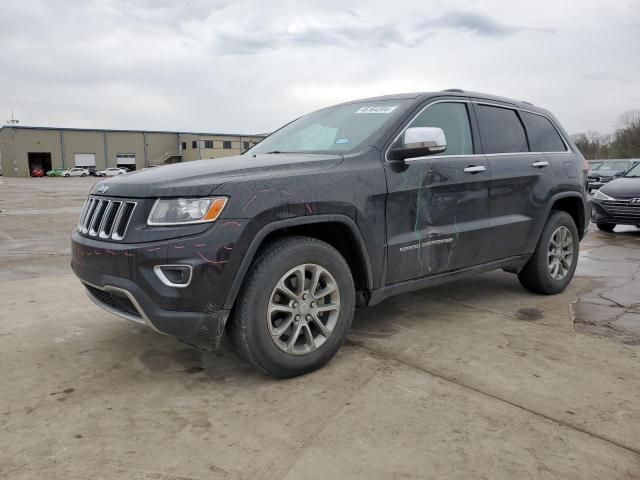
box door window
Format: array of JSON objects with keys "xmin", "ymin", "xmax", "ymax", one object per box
[
  {"xmin": 404, "ymin": 102, "xmax": 473, "ymax": 155},
  {"xmin": 520, "ymin": 112, "xmax": 566, "ymax": 152},
  {"xmin": 476, "ymin": 105, "xmax": 528, "ymax": 154}
]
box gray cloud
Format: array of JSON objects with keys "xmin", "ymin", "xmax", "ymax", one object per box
[
  {"xmin": 583, "ymin": 72, "xmax": 634, "ymax": 84},
  {"xmin": 212, "ymin": 22, "xmax": 427, "ymax": 55},
  {"xmin": 417, "ymin": 10, "xmax": 555, "ymax": 36},
  {"xmin": 0, "ymin": 0, "xmax": 637, "ymax": 136}
]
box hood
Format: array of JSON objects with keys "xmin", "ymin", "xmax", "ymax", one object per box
[
  {"xmin": 590, "ymin": 168, "xmax": 626, "ymax": 178},
  {"xmin": 90, "ymin": 153, "xmax": 343, "ymax": 198},
  {"xmin": 600, "ymin": 177, "xmax": 640, "ymax": 199}
]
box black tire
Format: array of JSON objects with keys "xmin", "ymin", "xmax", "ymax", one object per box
[
  {"xmin": 82, "ymin": 173, "xmax": 87, "ymax": 177},
  {"xmin": 228, "ymin": 236, "xmax": 355, "ymax": 378},
  {"xmin": 597, "ymin": 223, "xmax": 615, "ymax": 232},
  {"xmin": 518, "ymin": 211, "xmax": 579, "ymax": 295}
]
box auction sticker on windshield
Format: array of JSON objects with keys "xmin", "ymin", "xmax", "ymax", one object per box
[{"xmin": 355, "ymin": 105, "xmax": 398, "ymax": 114}]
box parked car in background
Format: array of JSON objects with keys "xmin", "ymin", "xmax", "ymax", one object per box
[
  {"xmin": 30, "ymin": 168, "xmax": 45, "ymax": 177},
  {"xmin": 64, "ymin": 167, "xmax": 90, "ymax": 177},
  {"xmin": 592, "ymin": 162, "xmax": 640, "ymax": 232},
  {"xmin": 587, "ymin": 160, "xmax": 604, "ymax": 174},
  {"xmin": 588, "ymin": 159, "xmax": 639, "ymax": 191},
  {"xmin": 46, "ymin": 167, "xmax": 68, "ymax": 177},
  {"xmin": 95, "ymin": 167, "xmax": 127, "ymax": 177}
]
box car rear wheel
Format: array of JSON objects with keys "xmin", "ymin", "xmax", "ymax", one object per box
[
  {"xmin": 597, "ymin": 223, "xmax": 616, "ymax": 232},
  {"xmin": 229, "ymin": 236, "xmax": 355, "ymax": 378},
  {"xmin": 518, "ymin": 211, "xmax": 579, "ymax": 295}
]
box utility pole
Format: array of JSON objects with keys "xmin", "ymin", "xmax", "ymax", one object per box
[{"xmin": 6, "ymin": 111, "xmax": 20, "ymax": 175}]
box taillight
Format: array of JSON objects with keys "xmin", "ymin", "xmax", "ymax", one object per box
[{"xmin": 582, "ymin": 158, "xmax": 590, "ymax": 172}]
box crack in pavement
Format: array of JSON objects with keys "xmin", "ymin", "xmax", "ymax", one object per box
[{"xmin": 344, "ymin": 339, "xmax": 640, "ymax": 458}]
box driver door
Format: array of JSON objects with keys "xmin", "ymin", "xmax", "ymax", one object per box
[{"xmin": 384, "ymin": 101, "xmax": 492, "ymax": 284}]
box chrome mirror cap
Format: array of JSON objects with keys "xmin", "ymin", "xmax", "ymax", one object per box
[{"xmin": 388, "ymin": 127, "xmax": 447, "ymax": 161}]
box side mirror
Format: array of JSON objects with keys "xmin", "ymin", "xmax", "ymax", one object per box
[{"xmin": 388, "ymin": 127, "xmax": 447, "ymax": 161}]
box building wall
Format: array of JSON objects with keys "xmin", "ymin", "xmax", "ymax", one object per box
[
  {"xmin": 62, "ymin": 130, "xmax": 107, "ymax": 170},
  {"xmin": 179, "ymin": 134, "xmax": 264, "ymax": 162},
  {"xmin": 146, "ymin": 133, "xmax": 180, "ymax": 165},
  {"xmin": 0, "ymin": 128, "xmax": 63, "ymax": 177},
  {"xmin": 0, "ymin": 127, "xmax": 265, "ymax": 177},
  {"xmin": 105, "ymin": 132, "xmax": 145, "ymax": 170}
]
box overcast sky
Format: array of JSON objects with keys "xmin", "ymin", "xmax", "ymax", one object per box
[{"xmin": 1, "ymin": 0, "xmax": 639, "ymax": 135}]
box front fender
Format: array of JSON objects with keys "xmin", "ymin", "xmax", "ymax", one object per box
[{"xmin": 222, "ymin": 214, "xmax": 373, "ymax": 310}]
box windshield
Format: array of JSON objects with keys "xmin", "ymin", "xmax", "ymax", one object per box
[
  {"xmin": 624, "ymin": 162, "xmax": 640, "ymax": 177},
  {"xmin": 599, "ymin": 161, "xmax": 629, "ymax": 171},
  {"xmin": 248, "ymin": 100, "xmax": 410, "ymax": 155},
  {"xmin": 589, "ymin": 162, "xmax": 603, "ymax": 169}
]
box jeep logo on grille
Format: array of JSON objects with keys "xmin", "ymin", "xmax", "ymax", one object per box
[
  {"xmin": 97, "ymin": 185, "xmax": 109, "ymax": 194},
  {"xmin": 631, "ymin": 198, "xmax": 640, "ymax": 205}
]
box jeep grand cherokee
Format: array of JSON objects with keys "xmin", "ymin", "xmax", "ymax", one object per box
[{"xmin": 71, "ymin": 90, "xmax": 590, "ymax": 377}]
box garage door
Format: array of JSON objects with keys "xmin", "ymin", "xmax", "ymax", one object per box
[
  {"xmin": 75, "ymin": 153, "xmax": 96, "ymax": 167},
  {"xmin": 116, "ymin": 154, "xmax": 137, "ymax": 171},
  {"xmin": 116, "ymin": 153, "xmax": 135, "ymax": 165}
]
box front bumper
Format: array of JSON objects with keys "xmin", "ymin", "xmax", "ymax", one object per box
[
  {"xmin": 71, "ymin": 222, "xmax": 247, "ymax": 350},
  {"xmin": 591, "ymin": 198, "xmax": 640, "ymax": 226}
]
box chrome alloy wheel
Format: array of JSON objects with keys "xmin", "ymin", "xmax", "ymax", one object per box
[
  {"xmin": 548, "ymin": 226, "xmax": 574, "ymax": 280},
  {"xmin": 267, "ymin": 264, "xmax": 341, "ymax": 355}
]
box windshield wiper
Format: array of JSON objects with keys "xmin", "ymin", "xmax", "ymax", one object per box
[{"xmin": 264, "ymin": 150, "xmax": 294, "ymax": 154}]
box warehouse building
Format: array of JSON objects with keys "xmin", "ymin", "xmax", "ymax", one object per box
[{"xmin": 0, "ymin": 126, "xmax": 265, "ymax": 177}]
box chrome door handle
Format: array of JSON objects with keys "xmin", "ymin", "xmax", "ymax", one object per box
[
  {"xmin": 532, "ymin": 161, "xmax": 550, "ymax": 168},
  {"xmin": 463, "ymin": 165, "xmax": 486, "ymax": 173}
]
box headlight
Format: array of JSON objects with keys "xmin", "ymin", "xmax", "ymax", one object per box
[
  {"xmin": 147, "ymin": 197, "xmax": 227, "ymax": 226},
  {"xmin": 593, "ymin": 189, "xmax": 614, "ymax": 201}
]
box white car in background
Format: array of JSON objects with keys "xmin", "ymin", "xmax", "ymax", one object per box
[
  {"xmin": 96, "ymin": 167, "xmax": 127, "ymax": 177},
  {"xmin": 64, "ymin": 167, "xmax": 90, "ymax": 177}
]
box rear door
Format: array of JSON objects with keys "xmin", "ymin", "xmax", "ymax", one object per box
[
  {"xmin": 474, "ymin": 103, "xmax": 555, "ymax": 261},
  {"xmin": 384, "ymin": 100, "xmax": 492, "ymax": 283}
]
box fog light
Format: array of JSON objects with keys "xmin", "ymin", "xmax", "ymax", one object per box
[{"xmin": 154, "ymin": 265, "xmax": 193, "ymax": 287}]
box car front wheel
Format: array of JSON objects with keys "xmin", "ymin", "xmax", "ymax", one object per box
[
  {"xmin": 229, "ymin": 236, "xmax": 355, "ymax": 378},
  {"xmin": 518, "ymin": 211, "xmax": 579, "ymax": 295}
]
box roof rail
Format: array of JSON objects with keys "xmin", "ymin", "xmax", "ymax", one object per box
[
  {"xmin": 521, "ymin": 100, "xmax": 534, "ymax": 106},
  {"xmin": 442, "ymin": 88, "xmax": 465, "ymax": 93}
]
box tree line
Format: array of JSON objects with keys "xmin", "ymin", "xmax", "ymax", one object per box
[{"xmin": 572, "ymin": 110, "xmax": 640, "ymax": 160}]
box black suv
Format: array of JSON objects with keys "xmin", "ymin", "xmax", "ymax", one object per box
[{"xmin": 71, "ymin": 91, "xmax": 589, "ymax": 377}]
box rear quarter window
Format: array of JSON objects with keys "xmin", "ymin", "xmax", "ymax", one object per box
[
  {"xmin": 476, "ymin": 105, "xmax": 528, "ymax": 154},
  {"xmin": 521, "ymin": 112, "xmax": 566, "ymax": 152}
]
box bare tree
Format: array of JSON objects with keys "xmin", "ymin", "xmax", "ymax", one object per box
[
  {"xmin": 572, "ymin": 131, "xmax": 610, "ymax": 160},
  {"xmin": 611, "ymin": 110, "xmax": 640, "ymax": 158}
]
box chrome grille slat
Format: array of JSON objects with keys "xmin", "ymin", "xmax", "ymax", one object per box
[
  {"xmin": 78, "ymin": 196, "xmax": 137, "ymax": 241},
  {"xmin": 98, "ymin": 201, "xmax": 120, "ymax": 238},
  {"xmin": 112, "ymin": 202, "xmax": 136, "ymax": 240},
  {"xmin": 77, "ymin": 199, "xmax": 91, "ymax": 230},
  {"xmin": 89, "ymin": 200, "xmax": 108, "ymax": 236},
  {"xmin": 81, "ymin": 199, "xmax": 98, "ymax": 234}
]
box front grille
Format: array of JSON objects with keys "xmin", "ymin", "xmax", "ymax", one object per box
[
  {"xmin": 85, "ymin": 284, "xmax": 143, "ymax": 320},
  {"xmin": 601, "ymin": 200, "xmax": 640, "ymax": 219},
  {"xmin": 78, "ymin": 197, "xmax": 136, "ymax": 240}
]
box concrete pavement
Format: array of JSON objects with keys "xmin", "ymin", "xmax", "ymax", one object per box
[{"xmin": 1, "ymin": 177, "xmax": 639, "ymax": 479}]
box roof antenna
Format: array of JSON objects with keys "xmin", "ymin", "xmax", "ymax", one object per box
[{"xmin": 6, "ymin": 110, "xmax": 19, "ymax": 125}]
